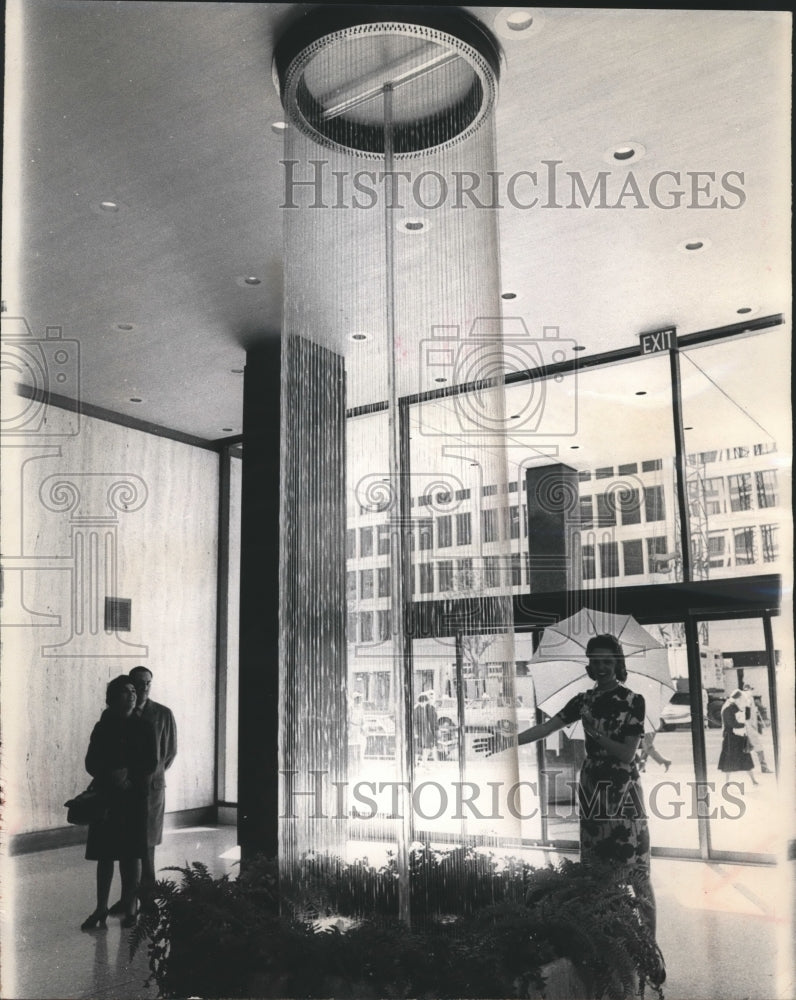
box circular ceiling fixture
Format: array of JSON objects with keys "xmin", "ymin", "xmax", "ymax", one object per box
[
  {"xmin": 678, "ymin": 237, "xmax": 711, "ymax": 253},
  {"xmin": 274, "ymin": 7, "xmax": 500, "ymax": 159},
  {"xmin": 396, "ymin": 217, "xmax": 429, "ymax": 234},
  {"xmin": 350, "ymin": 332, "xmax": 369, "ymax": 342},
  {"xmin": 602, "ymin": 141, "xmax": 646, "ymax": 165},
  {"xmin": 494, "ymin": 7, "xmax": 544, "ymax": 40},
  {"xmin": 235, "ymin": 275, "xmax": 262, "ymax": 287},
  {"xmin": 116, "ymin": 323, "xmax": 135, "ymax": 332}
]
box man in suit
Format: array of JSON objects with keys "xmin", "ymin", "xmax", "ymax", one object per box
[{"xmin": 113, "ymin": 666, "xmax": 177, "ymax": 908}]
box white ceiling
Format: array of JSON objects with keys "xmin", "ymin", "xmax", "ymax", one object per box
[{"xmin": 2, "ymin": 4, "xmax": 791, "ymax": 441}]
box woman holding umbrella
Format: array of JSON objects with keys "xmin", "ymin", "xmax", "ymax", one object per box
[{"xmin": 474, "ymin": 633, "xmax": 665, "ymax": 986}]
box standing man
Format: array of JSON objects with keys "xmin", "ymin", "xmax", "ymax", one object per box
[{"xmin": 129, "ymin": 665, "xmax": 177, "ymax": 894}]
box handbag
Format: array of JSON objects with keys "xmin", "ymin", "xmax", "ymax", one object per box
[{"xmin": 64, "ymin": 783, "xmax": 109, "ymax": 825}]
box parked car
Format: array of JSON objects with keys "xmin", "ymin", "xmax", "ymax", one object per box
[{"xmin": 659, "ymin": 690, "xmax": 708, "ymax": 730}]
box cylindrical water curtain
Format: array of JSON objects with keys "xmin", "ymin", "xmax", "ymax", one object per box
[{"xmin": 275, "ymin": 10, "xmax": 522, "ymax": 915}]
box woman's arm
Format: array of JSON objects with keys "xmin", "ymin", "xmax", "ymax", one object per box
[{"xmin": 473, "ymin": 714, "xmax": 567, "ymax": 756}]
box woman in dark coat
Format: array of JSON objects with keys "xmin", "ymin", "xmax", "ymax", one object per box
[
  {"xmin": 717, "ymin": 689, "xmax": 758, "ymax": 786},
  {"xmin": 80, "ymin": 675, "xmax": 157, "ymax": 930}
]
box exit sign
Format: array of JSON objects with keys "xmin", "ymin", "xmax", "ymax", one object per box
[{"xmin": 639, "ymin": 327, "xmax": 676, "ymax": 354}]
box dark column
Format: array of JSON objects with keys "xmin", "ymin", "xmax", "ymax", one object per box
[
  {"xmin": 238, "ymin": 335, "xmax": 347, "ymax": 864},
  {"xmin": 239, "ymin": 340, "xmax": 282, "ymax": 861},
  {"xmin": 525, "ymin": 464, "xmax": 580, "ymax": 593}
]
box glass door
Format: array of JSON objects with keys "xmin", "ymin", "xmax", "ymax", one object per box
[{"xmin": 695, "ymin": 615, "xmax": 779, "ymax": 859}]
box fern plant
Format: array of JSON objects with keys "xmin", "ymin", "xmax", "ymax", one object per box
[{"xmin": 131, "ymin": 855, "xmax": 664, "ymax": 999}]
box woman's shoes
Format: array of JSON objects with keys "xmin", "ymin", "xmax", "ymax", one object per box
[{"xmin": 80, "ymin": 908, "xmax": 108, "ymax": 931}]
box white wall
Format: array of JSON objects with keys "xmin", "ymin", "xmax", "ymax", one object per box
[{"xmin": 1, "ymin": 407, "xmax": 219, "ymax": 834}]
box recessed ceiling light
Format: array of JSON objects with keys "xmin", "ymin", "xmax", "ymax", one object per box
[
  {"xmin": 572, "ymin": 345, "xmax": 586, "ymax": 352},
  {"xmin": 678, "ymin": 238, "xmax": 711, "ymax": 253},
  {"xmin": 397, "ymin": 218, "xmax": 428, "ymax": 234},
  {"xmin": 235, "ymin": 275, "xmax": 262, "ymax": 287},
  {"xmin": 435, "ymin": 377, "xmax": 447, "ymax": 383},
  {"xmin": 350, "ymin": 332, "xmax": 368, "ymax": 342},
  {"xmin": 635, "ymin": 391, "xmax": 647, "ymax": 396},
  {"xmin": 501, "ymin": 292, "xmax": 517, "ymax": 300},
  {"xmin": 736, "ymin": 307, "xmax": 752, "ymax": 314},
  {"xmin": 494, "ymin": 7, "xmax": 543, "ymax": 39},
  {"xmin": 116, "ymin": 323, "xmax": 135, "ymax": 332},
  {"xmin": 130, "ymin": 397, "xmax": 143, "ymax": 403},
  {"xmin": 230, "ymin": 368, "xmax": 244, "ymax": 374},
  {"xmin": 570, "ymin": 445, "xmax": 579, "ymax": 450},
  {"xmin": 271, "ymin": 121, "xmax": 288, "ymax": 135},
  {"xmin": 221, "ymin": 427, "xmax": 234, "ymax": 433},
  {"xmin": 510, "ymin": 414, "xmax": 520, "ymax": 419},
  {"xmin": 602, "ymin": 141, "xmax": 646, "ymax": 165},
  {"xmin": 90, "ymin": 198, "xmax": 127, "ymax": 216},
  {"xmin": 684, "ymin": 426, "xmax": 693, "ymax": 431}
]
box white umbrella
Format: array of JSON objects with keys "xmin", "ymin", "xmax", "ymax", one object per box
[{"xmin": 528, "ymin": 608, "xmax": 676, "ymax": 733}]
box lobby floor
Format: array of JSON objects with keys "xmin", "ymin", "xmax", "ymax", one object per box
[{"xmin": 1, "ymin": 824, "xmax": 792, "ymax": 999}]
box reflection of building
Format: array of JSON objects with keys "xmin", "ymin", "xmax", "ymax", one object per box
[{"xmin": 346, "ymin": 441, "xmax": 785, "ymax": 650}]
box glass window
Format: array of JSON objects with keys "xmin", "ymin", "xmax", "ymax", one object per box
[
  {"xmin": 360, "ymin": 526, "xmax": 373, "ymax": 557},
  {"xmin": 419, "ymin": 563, "xmax": 434, "ymax": 593},
  {"xmin": 482, "ymin": 484, "xmax": 498, "ymax": 497},
  {"xmin": 642, "ymin": 458, "xmax": 663, "ymax": 472},
  {"xmin": 454, "ymin": 488, "xmax": 471, "ymax": 500},
  {"xmin": 377, "ymin": 610, "xmax": 391, "ymax": 641},
  {"xmin": 582, "ymin": 544, "xmax": 596, "ymax": 580},
  {"xmin": 508, "ymin": 506, "xmax": 520, "ymax": 539},
  {"xmin": 619, "ymin": 487, "xmax": 641, "ymax": 526},
  {"xmin": 596, "ymin": 493, "xmax": 616, "ymax": 527},
  {"xmin": 360, "ymin": 611, "xmax": 373, "ymax": 642},
  {"xmin": 578, "ymin": 470, "xmax": 592, "ymax": 482},
  {"xmin": 599, "ymin": 542, "xmax": 619, "ymax": 578},
  {"xmin": 622, "ymin": 539, "xmax": 644, "ymax": 576},
  {"xmin": 646, "ymin": 537, "xmax": 669, "ymax": 572},
  {"xmin": 437, "ymin": 514, "xmax": 452, "ymax": 548},
  {"xmin": 347, "ymin": 571, "xmax": 357, "ymax": 601},
  {"xmin": 456, "ymin": 512, "xmax": 471, "ymax": 546},
  {"xmin": 728, "ymin": 474, "xmax": 752, "ymax": 512},
  {"xmin": 377, "ymin": 524, "xmax": 391, "ymax": 555},
  {"xmin": 596, "ymin": 466, "xmax": 614, "ymax": 479},
  {"xmin": 438, "ymin": 560, "xmax": 454, "ymax": 591},
  {"xmin": 484, "ymin": 555, "xmax": 502, "ymax": 588},
  {"xmin": 482, "ymin": 508, "xmax": 500, "ymax": 543},
  {"xmin": 378, "ymin": 567, "xmax": 391, "ymax": 598},
  {"xmin": 418, "ymin": 522, "xmax": 433, "ymax": 551},
  {"xmin": 510, "ymin": 553, "xmax": 522, "ymax": 586},
  {"xmin": 346, "ymin": 529, "xmax": 356, "ymax": 559},
  {"xmin": 644, "ymin": 485, "xmax": 665, "ymax": 521},
  {"xmin": 733, "ymin": 527, "xmax": 755, "ymax": 565},
  {"xmin": 580, "ymin": 495, "xmax": 593, "ymax": 528},
  {"xmin": 704, "ymin": 477, "xmax": 724, "ymax": 515},
  {"xmin": 707, "ymin": 533, "xmax": 726, "ymax": 569},
  {"xmin": 508, "ymin": 481, "xmax": 518, "ymax": 493},
  {"xmin": 681, "ymin": 328, "xmax": 789, "ymax": 583},
  {"xmin": 755, "ymin": 470, "xmax": 778, "ymax": 508},
  {"xmin": 360, "ymin": 569, "xmax": 373, "ymax": 599},
  {"xmin": 346, "ymin": 612, "xmax": 357, "ymax": 643},
  {"xmin": 761, "ymin": 524, "xmax": 779, "ymax": 562},
  {"xmin": 457, "ymin": 557, "xmax": 474, "ymax": 590},
  {"xmin": 618, "ymin": 462, "xmax": 638, "ymax": 475}
]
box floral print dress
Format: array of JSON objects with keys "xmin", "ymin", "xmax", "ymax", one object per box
[{"xmin": 556, "ymin": 685, "xmax": 650, "ymax": 873}]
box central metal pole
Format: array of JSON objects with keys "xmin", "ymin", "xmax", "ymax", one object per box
[{"xmin": 384, "ymin": 82, "xmax": 413, "ymax": 927}]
